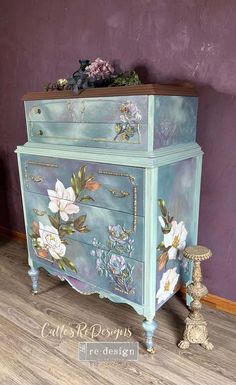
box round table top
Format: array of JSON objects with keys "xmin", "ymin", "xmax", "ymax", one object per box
[{"xmin": 183, "ymin": 245, "xmax": 212, "ymax": 261}]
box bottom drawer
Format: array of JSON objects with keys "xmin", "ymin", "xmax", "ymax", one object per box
[{"xmin": 28, "ymin": 235, "xmax": 143, "ymax": 305}]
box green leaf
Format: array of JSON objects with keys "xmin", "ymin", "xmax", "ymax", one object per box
[
  {"xmin": 79, "ymin": 195, "xmax": 94, "ymax": 202},
  {"xmin": 48, "ymin": 215, "xmax": 60, "ymax": 229},
  {"xmin": 74, "ymin": 215, "xmax": 87, "ymax": 230},
  {"xmin": 29, "ymin": 232, "xmax": 38, "ymax": 239},
  {"xmin": 71, "ymin": 172, "xmax": 81, "ymax": 197},
  {"xmin": 156, "ymin": 241, "xmax": 165, "ymax": 251},
  {"xmin": 78, "ymin": 165, "xmax": 87, "ymax": 190},
  {"xmin": 158, "ymin": 199, "xmax": 167, "ymax": 216},
  {"xmin": 57, "ymin": 260, "xmax": 66, "ymax": 271},
  {"xmin": 60, "ymin": 224, "xmax": 76, "ymax": 235},
  {"xmin": 62, "ymin": 257, "xmax": 77, "ymax": 273},
  {"xmin": 85, "ymin": 174, "xmax": 93, "ymax": 183},
  {"xmin": 77, "ymin": 226, "xmax": 90, "ymax": 233}
]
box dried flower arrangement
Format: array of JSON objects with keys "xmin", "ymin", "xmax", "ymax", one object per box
[{"xmin": 45, "ymin": 58, "xmax": 141, "ymax": 93}]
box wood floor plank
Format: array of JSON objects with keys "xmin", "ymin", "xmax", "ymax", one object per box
[{"xmin": 0, "ymin": 236, "xmax": 236, "ymax": 385}]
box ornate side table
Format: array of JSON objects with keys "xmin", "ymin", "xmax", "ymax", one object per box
[{"xmin": 178, "ymin": 245, "xmax": 214, "ymax": 350}]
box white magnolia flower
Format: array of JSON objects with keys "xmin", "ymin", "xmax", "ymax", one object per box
[
  {"xmin": 163, "ymin": 220, "xmax": 187, "ymax": 260},
  {"xmin": 156, "ymin": 267, "xmax": 179, "ymax": 304},
  {"xmin": 120, "ymin": 102, "xmax": 142, "ymax": 123},
  {"xmin": 47, "ymin": 179, "xmax": 80, "ymax": 221},
  {"xmin": 37, "ymin": 222, "xmax": 66, "ymax": 260}
]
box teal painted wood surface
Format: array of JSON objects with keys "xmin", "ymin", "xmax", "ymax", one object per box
[
  {"xmin": 24, "ymin": 94, "xmax": 198, "ymax": 152},
  {"xmin": 21, "ymin": 154, "xmax": 144, "ymax": 216},
  {"xmin": 17, "ymin": 89, "xmax": 202, "ymax": 351}
]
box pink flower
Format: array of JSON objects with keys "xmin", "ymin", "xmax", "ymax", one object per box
[{"xmin": 85, "ymin": 58, "xmax": 114, "ymax": 80}]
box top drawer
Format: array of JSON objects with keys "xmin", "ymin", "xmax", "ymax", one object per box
[{"xmin": 25, "ymin": 96, "xmax": 149, "ymax": 150}]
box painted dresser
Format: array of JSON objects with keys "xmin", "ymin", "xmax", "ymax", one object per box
[{"xmin": 16, "ymin": 84, "xmax": 202, "ymax": 352}]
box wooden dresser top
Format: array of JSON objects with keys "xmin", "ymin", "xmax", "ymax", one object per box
[{"xmin": 22, "ymin": 83, "xmax": 197, "ymax": 101}]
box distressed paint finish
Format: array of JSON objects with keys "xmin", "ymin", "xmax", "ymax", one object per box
[
  {"xmin": 21, "ymin": 154, "xmax": 145, "ymax": 216},
  {"xmin": 155, "ymin": 158, "xmax": 199, "ymax": 310},
  {"xmin": 27, "ymin": 236, "xmax": 144, "ymax": 305},
  {"xmin": 2, "ymin": 0, "xmax": 236, "ymax": 302},
  {"xmin": 25, "ymin": 95, "xmax": 198, "ymax": 151},
  {"xmin": 25, "ymin": 96, "xmax": 149, "ymax": 150},
  {"xmin": 154, "ymin": 96, "xmax": 198, "ymax": 148},
  {"xmin": 23, "ymin": 190, "xmax": 145, "ymax": 262},
  {"xmin": 16, "ymin": 85, "xmax": 203, "ymax": 352}
]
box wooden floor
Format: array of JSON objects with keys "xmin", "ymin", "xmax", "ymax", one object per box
[{"xmin": 0, "ymin": 237, "xmax": 235, "ymax": 385}]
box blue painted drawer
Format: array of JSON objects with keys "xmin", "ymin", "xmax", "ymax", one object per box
[
  {"xmin": 24, "ymin": 191, "xmax": 144, "ymax": 262},
  {"xmin": 21, "ymin": 154, "xmax": 144, "ymax": 217},
  {"xmin": 27, "ymin": 236, "xmax": 143, "ymax": 305},
  {"xmin": 25, "ymin": 96, "xmax": 148, "ymax": 150}
]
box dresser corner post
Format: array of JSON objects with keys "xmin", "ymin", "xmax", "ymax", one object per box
[
  {"xmin": 142, "ymin": 318, "xmax": 158, "ymax": 353},
  {"xmin": 28, "ymin": 267, "xmax": 40, "ymax": 294},
  {"xmin": 184, "ymin": 153, "xmax": 203, "ymax": 308},
  {"xmin": 143, "ymin": 166, "xmax": 158, "ymax": 353}
]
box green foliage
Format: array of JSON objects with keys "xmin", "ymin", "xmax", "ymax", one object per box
[
  {"xmin": 71, "ymin": 165, "xmax": 94, "ymax": 199},
  {"xmin": 158, "ymin": 199, "xmax": 173, "ymax": 233},
  {"xmin": 74, "ymin": 215, "xmax": 90, "ymax": 233},
  {"xmin": 61, "ymin": 257, "xmax": 77, "ymax": 273},
  {"xmin": 156, "ymin": 241, "xmax": 165, "ymax": 251},
  {"xmin": 110, "ymin": 71, "xmax": 141, "ymax": 87},
  {"xmin": 79, "ymin": 195, "xmax": 94, "ymax": 202},
  {"xmin": 48, "ymin": 215, "xmax": 60, "ymax": 230}
]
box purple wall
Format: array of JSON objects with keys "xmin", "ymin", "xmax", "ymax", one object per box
[{"xmin": 0, "ymin": 0, "xmax": 235, "ymax": 300}]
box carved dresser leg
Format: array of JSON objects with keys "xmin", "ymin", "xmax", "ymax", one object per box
[
  {"xmin": 28, "ymin": 267, "xmax": 39, "ymax": 294},
  {"xmin": 142, "ymin": 318, "xmax": 157, "ymax": 353}
]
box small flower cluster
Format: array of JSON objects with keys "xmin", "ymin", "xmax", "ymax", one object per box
[
  {"xmin": 114, "ymin": 102, "xmax": 142, "ymax": 141},
  {"xmin": 108, "ymin": 224, "xmax": 134, "ymax": 256},
  {"xmin": 45, "ymin": 58, "xmax": 141, "ymax": 92},
  {"xmin": 120, "ymin": 102, "xmax": 142, "ymax": 124},
  {"xmin": 85, "ymin": 58, "xmax": 114, "ymax": 80},
  {"xmin": 91, "ymin": 225, "xmax": 135, "ymax": 295}
]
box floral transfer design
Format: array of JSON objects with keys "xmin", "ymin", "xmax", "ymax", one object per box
[
  {"xmin": 113, "ymin": 101, "xmax": 142, "ymax": 141},
  {"xmin": 30, "ymin": 165, "xmax": 101, "ymax": 273},
  {"xmin": 91, "ymin": 225, "xmax": 135, "ymax": 295},
  {"xmin": 157, "ymin": 199, "xmax": 188, "ymax": 271},
  {"xmin": 48, "ymin": 179, "xmax": 80, "ymax": 221},
  {"xmin": 156, "ymin": 267, "xmax": 180, "ymax": 304}
]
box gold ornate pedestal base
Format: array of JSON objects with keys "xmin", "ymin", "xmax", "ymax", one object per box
[{"xmin": 178, "ymin": 245, "xmax": 214, "ymax": 351}]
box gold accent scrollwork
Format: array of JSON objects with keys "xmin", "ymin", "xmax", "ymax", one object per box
[
  {"xmin": 32, "ymin": 209, "xmax": 46, "ymax": 216},
  {"xmin": 98, "ymin": 170, "xmax": 137, "ymax": 232},
  {"xmin": 31, "ymin": 175, "xmax": 44, "ymax": 183},
  {"xmin": 24, "ymin": 161, "xmax": 58, "ymax": 189}
]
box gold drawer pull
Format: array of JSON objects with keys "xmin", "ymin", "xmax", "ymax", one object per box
[
  {"xmin": 32, "ymin": 209, "xmax": 46, "ymax": 216},
  {"xmin": 98, "ymin": 170, "xmax": 137, "ymax": 233},
  {"xmin": 108, "ymin": 188, "xmax": 129, "ymax": 198},
  {"xmin": 31, "ymin": 175, "xmax": 43, "ymax": 183}
]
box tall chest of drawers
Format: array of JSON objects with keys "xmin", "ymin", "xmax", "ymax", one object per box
[{"xmin": 16, "ymin": 84, "xmax": 202, "ymax": 352}]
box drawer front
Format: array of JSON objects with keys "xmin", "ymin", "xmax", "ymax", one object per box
[
  {"xmin": 24, "ymin": 191, "xmax": 144, "ymax": 262},
  {"xmin": 25, "ymin": 96, "xmax": 148, "ymax": 150},
  {"xmin": 21, "ymin": 154, "xmax": 144, "ymax": 217},
  {"xmin": 28, "ymin": 236, "xmax": 143, "ymax": 305}
]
